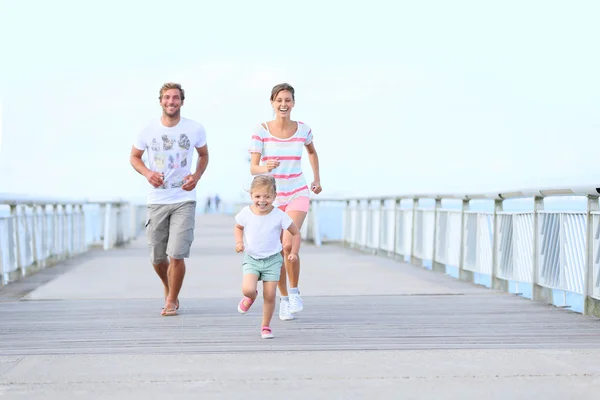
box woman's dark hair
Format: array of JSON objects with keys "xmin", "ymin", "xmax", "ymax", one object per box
[{"xmin": 270, "ymin": 83, "xmax": 295, "ymax": 101}]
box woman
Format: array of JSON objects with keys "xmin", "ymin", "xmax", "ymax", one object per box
[{"xmin": 248, "ymin": 82, "xmax": 322, "ymax": 321}]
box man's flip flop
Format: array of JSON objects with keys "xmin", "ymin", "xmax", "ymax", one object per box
[
  {"xmin": 162, "ymin": 299, "xmax": 179, "ymax": 311},
  {"xmin": 161, "ymin": 307, "xmax": 178, "ymax": 316}
]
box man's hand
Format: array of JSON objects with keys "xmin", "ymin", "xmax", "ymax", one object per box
[
  {"xmin": 235, "ymin": 242, "xmax": 245, "ymax": 253},
  {"xmin": 288, "ymin": 253, "xmax": 298, "ymax": 262},
  {"xmin": 182, "ymin": 174, "xmax": 199, "ymax": 191},
  {"xmin": 145, "ymin": 171, "xmax": 164, "ymax": 188}
]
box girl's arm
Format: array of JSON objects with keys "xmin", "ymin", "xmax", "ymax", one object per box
[{"xmin": 234, "ymin": 224, "xmax": 245, "ymax": 252}]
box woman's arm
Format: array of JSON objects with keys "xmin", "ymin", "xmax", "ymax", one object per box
[
  {"xmin": 250, "ymin": 153, "xmax": 279, "ymax": 175},
  {"xmin": 305, "ymin": 143, "xmax": 322, "ymax": 194}
]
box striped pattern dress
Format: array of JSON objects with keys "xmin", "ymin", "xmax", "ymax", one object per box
[{"xmin": 249, "ymin": 121, "xmax": 313, "ymax": 207}]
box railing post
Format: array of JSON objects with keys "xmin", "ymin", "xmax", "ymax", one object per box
[
  {"xmin": 62, "ymin": 204, "xmax": 67, "ymax": 257},
  {"xmin": 103, "ymin": 203, "xmax": 112, "ymax": 250},
  {"xmin": 377, "ymin": 199, "xmax": 385, "ymax": 254},
  {"xmin": 584, "ymin": 195, "xmax": 600, "ymax": 316},
  {"xmin": 0, "ymin": 226, "xmax": 4, "ymax": 284},
  {"xmin": 392, "ymin": 198, "xmax": 400, "ymax": 259},
  {"xmin": 366, "ymin": 199, "xmax": 373, "ymax": 252},
  {"xmin": 31, "ymin": 205, "xmax": 39, "ymax": 267},
  {"xmin": 116, "ymin": 203, "xmax": 123, "ymax": 246},
  {"xmin": 69, "ymin": 204, "xmax": 76, "ymax": 254},
  {"xmin": 342, "ymin": 200, "xmax": 350, "ymax": 248},
  {"xmin": 458, "ymin": 199, "xmax": 473, "ymax": 282},
  {"xmin": 312, "ymin": 200, "xmax": 321, "ymax": 247},
  {"xmin": 11, "ymin": 205, "xmax": 22, "ymax": 273},
  {"xmin": 129, "ymin": 203, "xmax": 136, "ymax": 241},
  {"xmin": 491, "ymin": 199, "xmax": 507, "ymax": 291},
  {"xmin": 41, "ymin": 205, "xmax": 48, "ymax": 262},
  {"xmin": 6, "ymin": 205, "xmax": 17, "ymax": 281},
  {"xmin": 532, "ymin": 196, "xmax": 552, "ymax": 303},
  {"xmin": 410, "ymin": 198, "xmax": 418, "ymax": 265},
  {"xmin": 52, "ymin": 204, "xmax": 59, "ymax": 259},
  {"xmin": 79, "ymin": 204, "xmax": 86, "ymax": 252},
  {"xmin": 21, "ymin": 205, "xmax": 31, "ymax": 273},
  {"xmin": 431, "ymin": 198, "xmax": 444, "ymax": 273}
]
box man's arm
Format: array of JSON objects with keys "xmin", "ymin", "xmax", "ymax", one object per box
[
  {"xmin": 193, "ymin": 144, "xmax": 209, "ymax": 179},
  {"xmin": 130, "ymin": 146, "xmax": 164, "ymax": 188},
  {"xmin": 182, "ymin": 144, "xmax": 209, "ymax": 191},
  {"xmin": 130, "ymin": 146, "xmax": 150, "ymax": 177}
]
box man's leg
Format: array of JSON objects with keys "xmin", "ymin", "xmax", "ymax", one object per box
[
  {"xmin": 164, "ymin": 201, "xmax": 197, "ymax": 314},
  {"xmin": 153, "ymin": 260, "xmax": 170, "ymax": 299},
  {"xmin": 164, "ymin": 258, "xmax": 185, "ymax": 313},
  {"xmin": 146, "ymin": 204, "xmax": 171, "ymax": 312}
]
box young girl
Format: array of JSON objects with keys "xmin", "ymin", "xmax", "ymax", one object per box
[
  {"xmin": 234, "ymin": 175, "xmax": 301, "ymax": 339},
  {"xmin": 248, "ymin": 82, "xmax": 323, "ymax": 321}
]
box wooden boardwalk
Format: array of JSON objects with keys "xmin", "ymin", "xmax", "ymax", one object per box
[{"xmin": 1, "ymin": 214, "xmax": 600, "ymax": 398}]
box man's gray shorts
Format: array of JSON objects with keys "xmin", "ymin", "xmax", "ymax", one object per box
[{"xmin": 145, "ymin": 201, "xmax": 196, "ymax": 264}]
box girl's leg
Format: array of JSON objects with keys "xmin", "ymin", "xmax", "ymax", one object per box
[
  {"xmin": 238, "ymin": 273, "xmax": 259, "ymax": 313},
  {"xmin": 261, "ymin": 281, "xmax": 278, "ymax": 330}
]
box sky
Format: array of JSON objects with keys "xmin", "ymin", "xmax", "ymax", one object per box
[{"xmin": 0, "ymin": 0, "xmax": 599, "ymax": 205}]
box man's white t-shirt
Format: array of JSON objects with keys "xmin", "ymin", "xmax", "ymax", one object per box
[
  {"xmin": 133, "ymin": 117, "xmax": 207, "ymax": 205},
  {"xmin": 235, "ymin": 206, "xmax": 293, "ymax": 259}
]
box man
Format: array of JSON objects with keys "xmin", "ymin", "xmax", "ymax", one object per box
[{"xmin": 130, "ymin": 82, "xmax": 209, "ymax": 316}]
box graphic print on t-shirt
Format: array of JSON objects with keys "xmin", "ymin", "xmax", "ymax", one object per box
[
  {"xmin": 151, "ymin": 133, "xmax": 192, "ymax": 188},
  {"xmin": 162, "ymin": 135, "xmax": 176, "ymax": 151},
  {"xmin": 134, "ymin": 116, "xmax": 207, "ymax": 204},
  {"xmin": 178, "ymin": 134, "xmax": 191, "ymax": 150},
  {"xmin": 154, "ymin": 154, "xmax": 166, "ymax": 171},
  {"xmin": 151, "ymin": 138, "xmax": 161, "ymax": 152}
]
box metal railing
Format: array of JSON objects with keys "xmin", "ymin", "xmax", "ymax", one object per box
[
  {"xmin": 0, "ymin": 195, "xmax": 147, "ymax": 286},
  {"xmin": 304, "ymin": 186, "xmax": 600, "ymax": 317}
]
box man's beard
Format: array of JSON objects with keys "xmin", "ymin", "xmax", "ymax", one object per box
[{"xmin": 163, "ymin": 107, "xmax": 180, "ymax": 118}]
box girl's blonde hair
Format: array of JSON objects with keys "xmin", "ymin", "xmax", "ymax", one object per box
[{"xmin": 250, "ymin": 175, "xmax": 277, "ymax": 194}]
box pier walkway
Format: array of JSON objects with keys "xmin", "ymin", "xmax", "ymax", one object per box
[{"xmin": 1, "ymin": 214, "xmax": 600, "ymax": 398}]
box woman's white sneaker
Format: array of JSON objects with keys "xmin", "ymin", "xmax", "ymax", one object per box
[
  {"xmin": 279, "ymin": 299, "xmax": 295, "ymax": 321},
  {"xmin": 289, "ymin": 293, "xmax": 304, "ymax": 313}
]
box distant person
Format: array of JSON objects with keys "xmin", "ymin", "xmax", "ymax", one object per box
[
  {"xmin": 214, "ymin": 194, "xmax": 221, "ymax": 212},
  {"xmin": 130, "ymin": 82, "xmax": 209, "ymax": 316},
  {"xmin": 205, "ymin": 196, "xmax": 212, "ymax": 214},
  {"xmin": 248, "ymin": 83, "xmax": 322, "ymax": 321},
  {"xmin": 234, "ymin": 175, "xmax": 301, "ymax": 338}
]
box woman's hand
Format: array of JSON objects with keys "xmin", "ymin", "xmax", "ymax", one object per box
[
  {"xmin": 266, "ymin": 159, "xmax": 280, "ymax": 172},
  {"xmin": 311, "ymin": 181, "xmax": 322, "ymax": 194}
]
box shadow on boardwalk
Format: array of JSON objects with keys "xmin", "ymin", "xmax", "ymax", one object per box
[{"xmin": 1, "ymin": 214, "xmax": 600, "ymax": 398}]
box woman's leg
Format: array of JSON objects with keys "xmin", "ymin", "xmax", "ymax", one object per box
[
  {"xmin": 277, "ymin": 197, "xmax": 310, "ymax": 319},
  {"xmin": 282, "ymin": 210, "xmax": 307, "ymax": 313}
]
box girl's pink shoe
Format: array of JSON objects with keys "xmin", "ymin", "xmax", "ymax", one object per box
[
  {"xmin": 237, "ymin": 290, "xmax": 257, "ymax": 314},
  {"xmin": 261, "ymin": 326, "xmax": 273, "ymax": 339}
]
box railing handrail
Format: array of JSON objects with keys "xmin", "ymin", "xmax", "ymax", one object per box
[
  {"xmin": 310, "ymin": 185, "xmax": 600, "ymax": 202},
  {"xmin": 0, "ymin": 194, "xmax": 139, "ymax": 206},
  {"xmin": 304, "ymin": 185, "xmax": 600, "ymax": 317}
]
